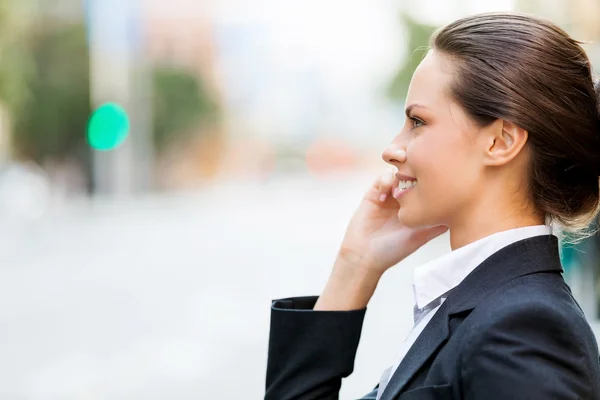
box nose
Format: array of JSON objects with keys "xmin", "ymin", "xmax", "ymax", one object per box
[{"xmin": 382, "ymin": 144, "xmax": 407, "ymax": 167}]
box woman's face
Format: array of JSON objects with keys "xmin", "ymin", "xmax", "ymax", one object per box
[{"xmin": 382, "ymin": 51, "xmax": 486, "ymax": 228}]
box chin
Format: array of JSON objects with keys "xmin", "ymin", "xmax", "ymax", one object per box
[
  {"xmin": 397, "ymin": 207, "xmax": 440, "ymax": 229},
  {"xmin": 397, "ymin": 207, "xmax": 423, "ymax": 228}
]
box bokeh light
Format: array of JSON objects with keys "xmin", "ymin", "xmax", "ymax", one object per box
[{"xmin": 87, "ymin": 102, "xmax": 130, "ymax": 151}]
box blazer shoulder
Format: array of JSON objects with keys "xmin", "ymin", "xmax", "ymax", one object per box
[
  {"xmin": 477, "ymin": 273, "xmax": 586, "ymax": 327},
  {"xmin": 463, "ymin": 273, "xmax": 597, "ymax": 354},
  {"xmin": 457, "ymin": 276, "xmax": 600, "ymax": 400}
]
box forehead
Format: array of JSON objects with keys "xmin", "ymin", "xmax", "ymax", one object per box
[{"xmin": 406, "ymin": 50, "xmax": 455, "ymax": 110}]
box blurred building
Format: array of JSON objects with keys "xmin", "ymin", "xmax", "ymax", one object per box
[
  {"xmin": 143, "ymin": 1, "xmax": 218, "ymax": 89},
  {"xmin": 142, "ymin": 0, "xmax": 227, "ymax": 189},
  {"xmin": 31, "ymin": 0, "xmax": 226, "ymax": 190}
]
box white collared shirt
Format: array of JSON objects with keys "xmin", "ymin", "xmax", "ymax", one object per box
[{"xmin": 382, "ymin": 225, "xmax": 554, "ymax": 389}]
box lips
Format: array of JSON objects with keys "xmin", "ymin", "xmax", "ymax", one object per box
[{"xmin": 393, "ymin": 178, "xmax": 417, "ymax": 199}]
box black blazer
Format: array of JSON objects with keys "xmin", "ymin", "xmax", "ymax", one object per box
[{"xmin": 265, "ymin": 235, "xmax": 600, "ymax": 399}]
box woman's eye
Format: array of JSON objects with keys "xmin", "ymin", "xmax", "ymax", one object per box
[{"xmin": 410, "ymin": 117, "xmax": 425, "ymax": 128}]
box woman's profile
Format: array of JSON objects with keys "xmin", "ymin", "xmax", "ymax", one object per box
[{"xmin": 265, "ymin": 12, "xmax": 600, "ymax": 400}]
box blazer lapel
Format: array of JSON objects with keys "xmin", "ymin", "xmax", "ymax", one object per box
[
  {"xmin": 379, "ymin": 234, "xmax": 562, "ymax": 400},
  {"xmin": 379, "ymin": 300, "xmax": 450, "ymax": 400},
  {"xmin": 446, "ymin": 234, "xmax": 562, "ymax": 315}
]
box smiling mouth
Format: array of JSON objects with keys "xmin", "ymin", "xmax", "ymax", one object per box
[{"xmin": 393, "ymin": 179, "xmax": 417, "ymax": 198}]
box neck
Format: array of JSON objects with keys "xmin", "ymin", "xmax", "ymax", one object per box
[{"xmin": 448, "ymin": 192, "xmax": 544, "ymax": 250}]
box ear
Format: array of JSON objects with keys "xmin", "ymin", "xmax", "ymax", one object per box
[{"xmin": 481, "ymin": 120, "xmax": 528, "ymax": 167}]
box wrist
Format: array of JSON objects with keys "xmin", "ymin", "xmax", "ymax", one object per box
[{"xmin": 313, "ymin": 257, "xmax": 383, "ymax": 311}]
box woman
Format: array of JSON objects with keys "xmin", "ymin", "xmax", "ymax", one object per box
[{"xmin": 265, "ymin": 12, "xmax": 600, "ymax": 400}]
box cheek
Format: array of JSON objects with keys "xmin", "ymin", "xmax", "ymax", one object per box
[
  {"xmin": 409, "ymin": 133, "xmax": 479, "ymax": 206},
  {"xmin": 408, "ymin": 136, "xmax": 458, "ymax": 181}
]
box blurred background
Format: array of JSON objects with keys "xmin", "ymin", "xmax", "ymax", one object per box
[{"xmin": 1, "ymin": 0, "xmax": 599, "ymax": 398}]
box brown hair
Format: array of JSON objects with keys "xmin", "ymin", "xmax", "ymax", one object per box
[{"xmin": 430, "ymin": 12, "xmax": 600, "ymax": 231}]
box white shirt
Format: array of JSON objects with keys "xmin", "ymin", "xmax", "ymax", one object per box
[{"xmin": 380, "ymin": 225, "xmax": 554, "ymax": 394}]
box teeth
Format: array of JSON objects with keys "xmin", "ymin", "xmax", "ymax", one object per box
[{"xmin": 398, "ymin": 180, "xmax": 417, "ymax": 190}]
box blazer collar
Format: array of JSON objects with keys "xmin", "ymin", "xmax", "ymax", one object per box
[
  {"xmin": 446, "ymin": 234, "xmax": 562, "ymax": 315},
  {"xmin": 380, "ymin": 234, "xmax": 562, "ymax": 399},
  {"xmin": 413, "ymin": 225, "xmax": 553, "ymax": 309}
]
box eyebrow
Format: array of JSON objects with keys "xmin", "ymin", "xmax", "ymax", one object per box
[{"xmin": 405, "ymin": 104, "xmax": 429, "ymax": 118}]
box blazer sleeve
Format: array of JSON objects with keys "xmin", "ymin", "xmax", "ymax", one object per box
[
  {"xmin": 460, "ymin": 302, "xmax": 599, "ymax": 400},
  {"xmin": 265, "ymin": 296, "xmax": 367, "ymax": 400}
]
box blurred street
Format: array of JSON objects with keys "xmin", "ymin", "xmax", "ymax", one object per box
[
  {"xmin": 0, "ymin": 0, "xmax": 598, "ymax": 398},
  {"xmin": 0, "ymin": 173, "xmax": 452, "ymax": 399}
]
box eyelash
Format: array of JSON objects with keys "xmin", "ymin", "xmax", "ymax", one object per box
[{"xmin": 409, "ymin": 116, "xmax": 425, "ymax": 129}]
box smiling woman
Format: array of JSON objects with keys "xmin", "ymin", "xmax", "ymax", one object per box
[
  {"xmin": 265, "ymin": 12, "xmax": 600, "ymax": 400},
  {"xmin": 381, "ymin": 48, "xmax": 546, "ymax": 244}
]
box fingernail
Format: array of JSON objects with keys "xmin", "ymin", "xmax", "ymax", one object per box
[{"xmin": 379, "ymin": 194, "xmax": 387, "ymax": 202}]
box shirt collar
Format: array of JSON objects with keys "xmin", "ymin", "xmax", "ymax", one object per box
[{"xmin": 412, "ymin": 225, "xmax": 553, "ymax": 309}]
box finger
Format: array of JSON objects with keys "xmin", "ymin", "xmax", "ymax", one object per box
[{"xmin": 377, "ymin": 167, "xmax": 397, "ymax": 202}]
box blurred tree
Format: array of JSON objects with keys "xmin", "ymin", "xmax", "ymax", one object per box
[
  {"xmin": 9, "ymin": 19, "xmax": 219, "ymax": 166},
  {"xmin": 151, "ymin": 66, "xmax": 219, "ymax": 153},
  {"xmin": 11, "ymin": 22, "xmax": 91, "ymax": 163},
  {"xmin": 387, "ymin": 14, "xmax": 437, "ymax": 102},
  {"xmin": 0, "ymin": 0, "xmax": 34, "ymax": 120}
]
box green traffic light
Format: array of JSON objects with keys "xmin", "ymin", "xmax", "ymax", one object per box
[{"xmin": 87, "ymin": 102, "xmax": 130, "ymax": 150}]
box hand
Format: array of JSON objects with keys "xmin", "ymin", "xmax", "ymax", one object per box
[
  {"xmin": 314, "ymin": 166, "xmax": 447, "ymax": 311},
  {"xmin": 338, "ymin": 166, "xmax": 448, "ymax": 276}
]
